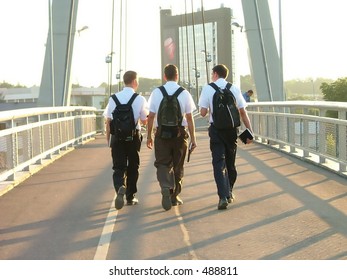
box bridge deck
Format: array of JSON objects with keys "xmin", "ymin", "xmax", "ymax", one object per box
[{"xmin": 0, "ymin": 131, "xmax": 346, "ymax": 260}]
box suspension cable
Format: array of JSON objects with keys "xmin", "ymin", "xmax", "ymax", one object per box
[
  {"xmin": 109, "ymin": 0, "xmax": 115, "ymax": 96},
  {"xmin": 124, "ymin": 0, "xmax": 127, "ymax": 71},
  {"xmin": 191, "ymin": 0, "xmax": 199, "ymax": 102},
  {"xmin": 118, "ymin": 0, "xmax": 123, "ymax": 91},
  {"xmin": 180, "ymin": 14, "xmax": 186, "ymax": 84},
  {"xmin": 184, "ymin": 0, "xmax": 191, "ymax": 90},
  {"xmin": 200, "ymin": 0, "xmax": 209, "ymax": 84}
]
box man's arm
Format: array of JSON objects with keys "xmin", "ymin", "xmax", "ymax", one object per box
[
  {"xmin": 140, "ymin": 99, "xmax": 149, "ymax": 126},
  {"xmin": 141, "ymin": 118, "xmax": 148, "ymax": 126},
  {"xmin": 239, "ymin": 108, "xmax": 253, "ymax": 144},
  {"xmin": 185, "ymin": 112, "xmax": 197, "ymax": 151},
  {"xmin": 146, "ymin": 112, "xmax": 155, "ymax": 149},
  {"xmin": 200, "ymin": 107, "xmax": 208, "ymax": 117},
  {"xmin": 105, "ymin": 118, "xmax": 111, "ymax": 146}
]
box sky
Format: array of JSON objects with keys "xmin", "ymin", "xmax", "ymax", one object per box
[{"xmin": 0, "ymin": 0, "xmax": 347, "ymax": 88}]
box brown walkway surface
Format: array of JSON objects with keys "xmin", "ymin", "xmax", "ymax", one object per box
[{"xmin": 0, "ymin": 131, "xmax": 346, "ymax": 260}]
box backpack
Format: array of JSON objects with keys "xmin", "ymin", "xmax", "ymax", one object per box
[
  {"xmin": 111, "ymin": 93, "xmax": 138, "ymax": 141},
  {"xmin": 210, "ymin": 82, "xmax": 241, "ymax": 129},
  {"xmin": 157, "ymin": 86, "xmax": 184, "ymax": 139}
]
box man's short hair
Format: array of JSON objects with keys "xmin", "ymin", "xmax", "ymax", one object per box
[
  {"xmin": 164, "ymin": 64, "xmax": 178, "ymax": 81},
  {"xmin": 123, "ymin": 71, "xmax": 137, "ymax": 85},
  {"xmin": 212, "ymin": 64, "xmax": 229, "ymax": 79}
]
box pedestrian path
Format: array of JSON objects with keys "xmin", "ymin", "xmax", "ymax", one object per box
[{"xmin": 0, "ymin": 132, "xmax": 346, "ymax": 260}]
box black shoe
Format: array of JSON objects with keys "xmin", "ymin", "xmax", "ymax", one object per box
[
  {"xmin": 227, "ymin": 192, "xmax": 235, "ymax": 203},
  {"xmin": 218, "ymin": 198, "xmax": 228, "ymax": 210},
  {"xmin": 115, "ymin": 186, "xmax": 126, "ymax": 210},
  {"xmin": 127, "ymin": 197, "xmax": 139, "ymax": 205},
  {"xmin": 171, "ymin": 195, "xmax": 183, "ymax": 206},
  {"xmin": 161, "ymin": 188, "xmax": 172, "ymax": 211}
]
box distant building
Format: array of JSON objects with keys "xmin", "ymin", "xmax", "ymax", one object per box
[
  {"xmin": 69, "ymin": 87, "xmax": 106, "ymax": 109},
  {"xmin": 0, "ymin": 87, "xmax": 39, "ymax": 104},
  {"xmin": 160, "ymin": 6, "xmax": 236, "ymax": 100},
  {"xmin": 0, "ymin": 87, "xmax": 106, "ymax": 110}
]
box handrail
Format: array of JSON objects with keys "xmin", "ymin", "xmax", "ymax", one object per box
[
  {"xmin": 193, "ymin": 101, "xmax": 347, "ymax": 177},
  {"xmin": 0, "ymin": 106, "xmax": 97, "ymax": 182},
  {"xmin": 1, "ymin": 101, "xmax": 346, "ymax": 188},
  {"xmin": 245, "ymin": 101, "xmax": 347, "ymax": 177}
]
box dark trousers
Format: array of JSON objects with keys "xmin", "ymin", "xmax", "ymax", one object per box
[
  {"xmin": 208, "ymin": 125, "xmax": 238, "ymax": 199},
  {"xmin": 154, "ymin": 127, "xmax": 188, "ymax": 196},
  {"xmin": 111, "ymin": 131, "xmax": 142, "ymax": 201}
]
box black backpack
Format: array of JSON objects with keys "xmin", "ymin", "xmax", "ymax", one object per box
[
  {"xmin": 210, "ymin": 82, "xmax": 241, "ymax": 129},
  {"xmin": 157, "ymin": 86, "xmax": 184, "ymax": 139},
  {"xmin": 111, "ymin": 93, "xmax": 138, "ymax": 141}
]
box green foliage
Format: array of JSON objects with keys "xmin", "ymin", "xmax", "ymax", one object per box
[
  {"xmin": 320, "ymin": 77, "xmax": 347, "ymax": 118},
  {"xmin": 284, "ymin": 78, "xmax": 333, "ymax": 100},
  {"xmin": 138, "ymin": 77, "xmax": 161, "ymax": 93},
  {"xmin": 237, "ymin": 76, "xmax": 335, "ymax": 101},
  {"xmin": 320, "ymin": 77, "xmax": 347, "ymax": 102},
  {"xmin": 0, "ymin": 81, "xmax": 26, "ymax": 88},
  {"xmin": 240, "ymin": 75, "xmax": 254, "ymax": 92},
  {"xmin": 326, "ymin": 133, "xmax": 336, "ymax": 157}
]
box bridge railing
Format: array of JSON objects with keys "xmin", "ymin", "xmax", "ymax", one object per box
[
  {"xmin": 0, "ymin": 106, "xmax": 97, "ymax": 181},
  {"xmin": 1, "ymin": 102, "xmax": 346, "ymax": 184},
  {"xmin": 246, "ymin": 101, "xmax": 347, "ymax": 177}
]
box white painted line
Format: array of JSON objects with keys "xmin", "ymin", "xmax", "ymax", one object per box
[
  {"xmin": 94, "ymin": 193, "xmax": 118, "ymax": 260},
  {"xmin": 174, "ymin": 207, "xmax": 198, "ymax": 260}
]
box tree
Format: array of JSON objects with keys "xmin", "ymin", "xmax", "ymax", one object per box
[
  {"xmin": 138, "ymin": 77, "xmax": 161, "ymax": 93},
  {"xmin": 320, "ymin": 77, "xmax": 347, "ymax": 102},
  {"xmin": 240, "ymin": 75, "xmax": 254, "ymax": 93},
  {"xmin": 320, "ymin": 77, "xmax": 347, "ymax": 118},
  {"xmin": 0, "ymin": 81, "xmax": 26, "ymax": 88}
]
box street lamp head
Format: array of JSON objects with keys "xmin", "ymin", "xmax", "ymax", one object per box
[
  {"xmin": 231, "ymin": 22, "xmax": 243, "ymax": 32},
  {"xmin": 77, "ymin": 26, "xmax": 89, "ymax": 36}
]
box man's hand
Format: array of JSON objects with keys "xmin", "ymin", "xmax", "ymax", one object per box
[{"xmin": 147, "ymin": 138, "xmax": 153, "ymax": 149}]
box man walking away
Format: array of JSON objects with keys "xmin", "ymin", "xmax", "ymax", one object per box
[
  {"xmin": 147, "ymin": 64, "xmax": 197, "ymax": 211},
  {"xmin": 104, "ymin": 71, "xmax": 148, "ymax": 210},
  {"xmin": 198, "ymin": 64, "xmax": 253, "ymax": 210}
]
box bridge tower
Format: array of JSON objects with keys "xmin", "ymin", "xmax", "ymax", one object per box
[
  {"xmin": 38, "ymin": 0, "xmax": 79, "ymax": 107},
  {"xmin": 241, "ymin": 0, "xmax": 284, "ymax": 101}
]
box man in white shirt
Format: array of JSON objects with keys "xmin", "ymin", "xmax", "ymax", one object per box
[
  {"xmin": 198, "ymin": 64, "xmax": 253, "ymax": 210},
  {"xmin": 147, "ymin": 64, "xmax": 197, "ymax": 211},
  {"xmin": 104, "ymin": 71, "xmax": 148, "ymax": 210}
]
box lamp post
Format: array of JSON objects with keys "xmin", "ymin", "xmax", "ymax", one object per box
[
  {"xmin": 201, "ymin": 50, "xmax": 211, "ymax": 84},
  {"xmin": 231, "ymin": 21, "xmax": 243, "ymax": 86},
  {"xmin": 105, "ymin": 52, "xmax": 114, "ymax": 96},
  {"xmin": 231, "ymin": 21, "xmax": 243, "ymax": 32},
  {"xmin": 192, "ymin": 68, "xmax": 200, "ymax": 103},
  {"xmin": 77, "ymin": 25, "xmax": 89, "ymax": 36},
  {"xmin": 117, "ymin": 69, "xmax": 123, "ymax": 91},
  {"xmin": 70, "ymin": 25, "xmax": 89, "ymax": 90}
]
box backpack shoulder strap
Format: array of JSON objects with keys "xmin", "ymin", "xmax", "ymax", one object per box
[
  {"xmin": 158, "ymin": 86, "xmax": 169, "ymax": 98},
  {"xmin": 209, "ymin": 82, "xmax": 219, "ymax": 91},
  {"xmin": 111, "ymin": 94, "xmax": 121, "ymax": 106},
  {"xmin": 127, "ymin": 93, "xmax": 138, "ymax": 105},
  {"xmin": 173, "ymin": 86, "xmax": 185, "ymax": 97},
  {"xmin": 225, "ymin": 82, "xmax": 236, "ymax": 98},
  {"xmin": 226, "ymin": 82, "xmax": 232, "ymax": 90}
]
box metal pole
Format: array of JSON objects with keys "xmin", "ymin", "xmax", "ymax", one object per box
[
  {"xmin": 49, "ymin": 0, "xmax": 55, "ymax": 106},
  {"xmin": 184, "ymin": 0, "xmax": 191, "ymax": 89},
  {"xmin": 279, "ymin": 0, "xmax": 285, "ymax": 100},
  {"xmin": 201, "ymin": 0, "xmax": 209, "ymax": 84},
  {"xmin": 109, "ymin": 0, "xmax": 115, "ymax": 96},
  {"xmin": 118, "ymin": 0, "xmax": 123, "ymax": 91},
  {"xmin": 191, "ymin": 0, "xmax": 199, "ymax": 103}
]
